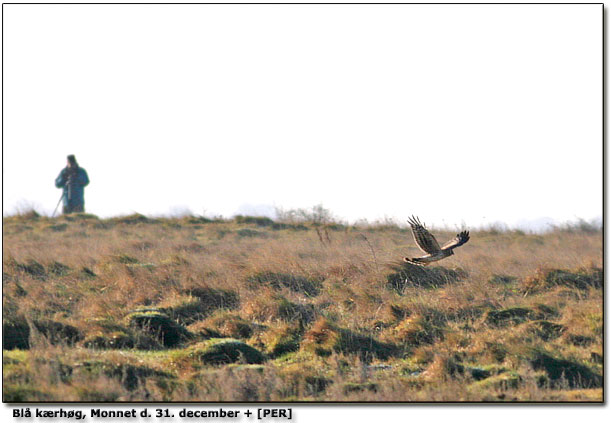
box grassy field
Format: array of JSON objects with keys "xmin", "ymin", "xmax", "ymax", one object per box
[{"xmin": 2, "ymin": 211, "xmax": 603, "ymax": 402}]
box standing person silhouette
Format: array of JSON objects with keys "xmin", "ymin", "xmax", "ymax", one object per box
[{"xmin": 55, "ymin": 155, "xmax": 90, "ymax": 214}]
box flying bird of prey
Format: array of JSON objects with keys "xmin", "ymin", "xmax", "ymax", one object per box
[{"xmin": 404, "ymin": 216, "xmax": 470, "ymax": 266}]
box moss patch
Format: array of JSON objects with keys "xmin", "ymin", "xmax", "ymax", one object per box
[
  {"xmin": 472, "ymin": 371, "xmax": 522, "ymax": 391},
  {"xmin": 182, "ymin": 339, "xmax": 266, "ymax": 365}
]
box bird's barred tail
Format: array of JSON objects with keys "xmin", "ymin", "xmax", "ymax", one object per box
[{"xmin": 403, "ymin": 257, "xmax": 429, "ymax": 266}]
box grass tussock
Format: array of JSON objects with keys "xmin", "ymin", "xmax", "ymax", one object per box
[
  {"xmin": 386, "ymin": 262, "xmax": 467, "ymax": 292},
  {"xmin": 127, "ymin": 310, "xmax": 193, "ymax": 348},
  {"xmin": 520, "ymin": 267, "xmax": 602, "ymax": 294},
  {"xmin": 1, "ymin": 213, "xmax": 602, "ymax": 402}
]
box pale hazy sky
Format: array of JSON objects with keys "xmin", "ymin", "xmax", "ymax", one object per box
[{"xmin": 2, "ymin": 4, "xmax": 603, "ymax": 230}]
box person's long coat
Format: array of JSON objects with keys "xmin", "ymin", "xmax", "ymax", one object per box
[{"xmin": 55, "ymin": 167, "xmax": 90, "ymax": 209}]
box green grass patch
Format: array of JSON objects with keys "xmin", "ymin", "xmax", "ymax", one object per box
[{"xmin": 174, "ymin": 339, "xmax": 266, "ymax": 366}]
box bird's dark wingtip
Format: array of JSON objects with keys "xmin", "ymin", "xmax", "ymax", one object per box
[{"xmin": 408, "ymin": 215, "xmax": 424, "ymax": 227}]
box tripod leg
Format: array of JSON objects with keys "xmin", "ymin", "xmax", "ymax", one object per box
[{"xmin": 52, "ymin": 192, "xmax": 65, "ymax": 218}]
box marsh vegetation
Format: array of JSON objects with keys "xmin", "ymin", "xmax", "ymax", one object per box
[{"xmin": 2, "ymin": 211, "xmax": 602, "ymax": 401}]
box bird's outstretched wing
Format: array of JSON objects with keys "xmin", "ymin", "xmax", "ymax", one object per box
[
  {"xmin": 407, "ymin": 215, "xmax": 441, "ymax": 254},
  {"xmin": 441, "ymin": 230, "xmax": 470, "ymax": 251}
]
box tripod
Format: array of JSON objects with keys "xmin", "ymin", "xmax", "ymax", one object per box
[{"xmin": 52, "ymin": 192, "xmax": 65, "ymax": 218}]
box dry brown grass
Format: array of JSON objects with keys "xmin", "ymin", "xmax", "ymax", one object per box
[{"xmin": 2, "ymin": 212, "xmax": 603, "ymax": 402}]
